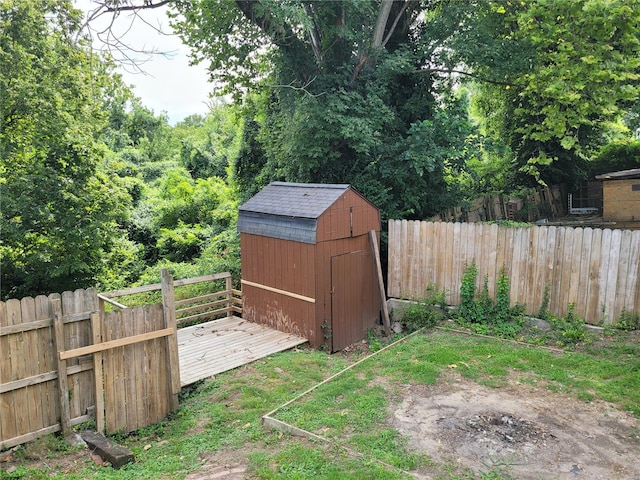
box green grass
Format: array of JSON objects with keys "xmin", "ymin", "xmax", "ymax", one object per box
[{"xmin": 2, "ymin": 330, "xmax": 639, "ymax": 480}]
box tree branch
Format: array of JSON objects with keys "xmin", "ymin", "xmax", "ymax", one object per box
[
  {"xmin": 263, "ymin": 76, "xmax": 326, "ymax": 97},
  {"xmin": 352, "ymin": 0, "xmax": 412, "ymax": 83},
  {"xmin": 103, "ymin": 0, "xmax": 174, "ymax": 13},
  {"xmin": 235, "ymin": 0, "xmax": 316, "ymax": 80},
  {"xmin": 80, "ymin": 0, "xmax": 177, "ymax": 74},
  {"xmin": 372, "ymin": 0, "xmax": 394, "ymax": 49},
  {"xmin": 416, "ymin": 67, "xmax": 522, "ymax": 87},
  {"xmin": 381, "ymin": 1, "xmax": 410, "ymax": 49},
  {"xmin": 303, "ymin": 3, "xmax": 323, "ymax": 64}
]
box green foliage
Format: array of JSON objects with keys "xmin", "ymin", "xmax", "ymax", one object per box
[
  {"xmin": 0, "ymin": 0, "xmax": 135, "ymax": 298},
  {"xmin": 457, "ymin": 263, "xmax": 523, "ymax": 338},
  {"xmin": 614, "ymin": 308, "xmax": 640, "ymax": 331},
  {"xmin": 401, "ymin": 285, "xmax": 448, "ymax": 334},
  {"xmin": 549, "ymin": 304, "xmax": 587, "ymax": 346},
  {"xmin": 173, "ymin": 1, "xmax": 479, "ymax": 220},
  {"xmin": 465, "ymin": 0, "xmax": 640, "ymax": 186},
  {"xmin": 174, "ymin": 108, "xmax": 242, "ymax": 180},
  {"xmin": 156, "ymin": 222, "xmax": 209, "ymax": 263},
  {"xmin": 367, "ymin": 329, "xmax": 384, "ymax": 353},
  {"xmin": 590, "ymin": 139, "xmax": 640, "ymax": 176},
  {"xmin": 537, "ymin": 282, "xmax": 551, "ymax": 321},
  {"xmin": 494, "ymin": 268, "xmax": 512, "ymax": 325},
  {"xmin": 459, "ymin": 262, "xmax": 479, "ymax": 321}
]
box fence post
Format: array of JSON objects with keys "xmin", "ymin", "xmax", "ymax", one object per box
[
  {"xmin": 161, "ymin": 268, "xmax": 181, "ymax": 411},
  {"xmin": 91, "ymin": 312, "xmax": 105, "ymax": 434},
  {"xmin": 226, "ymin": 275, "xmax": 233, "ymax": 319},
  {"xmin": 52, "ymin": 298, "xmax": 71, "ymax": 437},
  {"xmin": 369, "ymin": 230, "xmax": 391, "ymax": 337}
]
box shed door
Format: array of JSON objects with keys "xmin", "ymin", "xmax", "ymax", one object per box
[{"xmin": 331, "ymin": 249, "xmax": 378, "ymax": 352}]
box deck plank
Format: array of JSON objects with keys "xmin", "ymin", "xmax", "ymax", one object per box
[{"xmin": 177, "ymin": 316, "xmax": 307, "ymax": 386}]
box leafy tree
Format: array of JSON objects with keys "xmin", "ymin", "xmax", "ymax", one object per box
[
  {"xmin": 466, "ymin": 0, "xmax": 640, "ymax": 186},
  {"xmin": 0, "ymin": 0, "xmax": 135, "ymax": 298},
  {"xmin": 173, "ymin": 106, "xmax": 243, "ymax": 179},
  {"xmin": 590, "ymin": 139, "xmax": 640, "ymax": 176},
  {"xmin": 166, "ymin": 0, "xmax": 477, "ymax": 219},
  {"xmin": 88, "ymin": 0, "xmax": 640, "ymax": 206},
  {"xmin": 129, "ymin": 165, "xmax": 238, "ymax": 265}
]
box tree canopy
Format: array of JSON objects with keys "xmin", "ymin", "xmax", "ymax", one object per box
[
  {"xmin": 467, "ymin": 0, "xmax": 640, "ymax": 186},
  {"xmin": 0, "ymin": 0, "xmax": 136, "ymax": 298},
  {"xmin": 167, "ymin": 0, "xmax": 640, "ymax": 208}
]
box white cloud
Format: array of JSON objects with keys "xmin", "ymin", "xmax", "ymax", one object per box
[{"xmin": 74, "ymin": 0, "xmax": 212, "ymax": 124}]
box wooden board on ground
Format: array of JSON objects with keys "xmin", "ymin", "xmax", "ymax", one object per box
[{"xmin": 177, "ymin": 316, "xmax": 307, "ymax": 386}]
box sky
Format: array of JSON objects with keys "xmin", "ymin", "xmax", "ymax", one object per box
[{"xmin": 74, "ymin": 1, "xmax": 213, "ymax": 124}]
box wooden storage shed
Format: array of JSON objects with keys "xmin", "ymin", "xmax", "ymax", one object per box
[
  {"xmin": 595, "ymin": 168, "xmax": 640, "ymax": 227},
  {"xmin": 238, "ymin": 182, "xmax": 381, "ymax": 351}
]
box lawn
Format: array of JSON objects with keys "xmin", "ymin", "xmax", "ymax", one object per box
[{"xmin": 1, "ymin": 328, "xmax": 639, "ymax": 480}]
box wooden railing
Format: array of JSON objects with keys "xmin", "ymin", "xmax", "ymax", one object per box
[{"xmin": 100, "ymin": 271, "xmax": 242, "ymax": 325}]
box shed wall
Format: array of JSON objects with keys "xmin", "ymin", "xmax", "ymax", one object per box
[
  {"xmin": 602, "ymin": 179, "xmax": 640, "ymax": 221},
  {"xmin": 241, "ymin": 234, "xmax": 317, "ymax": 342},
  {"xmin": 240, "ymin": 186, "xmax": 381, "ymax": 350},
  {"xmin": 316, "ymin": 189, "xmax": 381, "ymax": 242}
]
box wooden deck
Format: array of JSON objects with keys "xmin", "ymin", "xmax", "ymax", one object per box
[{"xmin": 177, "ymin": 316, "xmax": 308, "ymax": 386}]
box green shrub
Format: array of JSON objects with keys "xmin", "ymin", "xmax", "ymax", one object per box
[
  {"xmin": 590, "ymin": 139, "xmax": 640, "ymax": 176},
  {"xmin": 399, "ymin": 284, "xmax": 448, "ymax": 334},
  {"xmin": 459, "ymin": 262, "xmax": 479, "ymax": 321},
  {"xmin": 549, "ymin": 304, "xmax": 586, "ymax": 345},
  {"xmin": 615, "ymin": 308, "xmax": 640, "ymax": 331},
  {"xmin": 456, "ymin": 263, "xmax": 523, "ymax": 338},
  {"xmin": 537, "ymin": 282, "xmax": 551, "ymax": 320}
]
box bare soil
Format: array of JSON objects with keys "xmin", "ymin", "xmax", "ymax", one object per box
[{"xmin": 391, "ymin": 371, "xmax": 640, "ymax": 480}]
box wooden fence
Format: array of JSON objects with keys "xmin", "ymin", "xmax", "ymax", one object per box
[
  {"xmin": 0, "ymin": 270, "xmax": 239, "ymax": 450},
  {"xmin": 429, "ymin": 184, "xmax": 567, "ymax": 223},
  {"xmin": 387, "ymin": 220, "xmax": 640, "ymax": 324}
]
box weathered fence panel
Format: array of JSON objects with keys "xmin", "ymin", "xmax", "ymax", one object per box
[
  {"xmin": 1, "ymin": 270, "xmax": 239, "ymax": 450},
  {"xmin": 0, "ymin": 289, "xmax": 97, "ymax": 449},
  {"xmin": 388, "ymin": 220, "xmax": 640, "ymax": 324},
  {"xmin": 429, "ymin": 184, "xmax": 567, "ymax": 222},
  {"xmin": 101, "ymin": 303, "xmax": 171, "ymax": 434}
]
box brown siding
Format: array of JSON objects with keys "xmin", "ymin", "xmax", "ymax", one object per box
[
  {"xmin": 602, "ymin": 180, "xmax": 640, "ymax": 221},
  {"xmin": 330, "ymin": 249, "xmax": 379, "ymax": 351},
  {"xmin": 316, "ymin": 189, "xmax": 380, "ymax": 242},
  {"xmin": 241, "ymin": 234, "xmax": 317, "ymax": 342}
]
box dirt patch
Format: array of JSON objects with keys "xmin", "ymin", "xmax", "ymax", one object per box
[
  {"xmin": 184, "ymin": 449, "xmax": 249, "ymax": 480},
  {"xmin": 390, "ymin": 372, "xmax": 640, "ymax": 479}
]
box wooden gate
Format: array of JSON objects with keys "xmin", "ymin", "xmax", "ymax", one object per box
[
  {"xmin": 57, "ymin": 304, "xmax": 179, "ymax": 435},
  {"xmin": 331, "ymin": 250, "xmax": 378, "ymax": 352},
  {"xmin": 58, "ymin": 269, "xmax": 180, "ymax": 435},
  {"xmin": 100, "ymin": 304, "xmax": 177, "ymax": 433}
]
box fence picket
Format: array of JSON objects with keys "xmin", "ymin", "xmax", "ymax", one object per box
[
  {"xmin": 599, "ymin": 229, "xmax": 612, "ymax": 321},
  {"xmin": 20, "ymin": 297, "xmax": 42, "ymax": 436},
  {"xmin": 2, "ymin": 272, "xmax": 230, "ymax": 448},
  {"xmin": 577, "ymin": 228, "xmax": 593, "ymax": 320},
  {"xmin": 5, "ymin": 300, "xmax": 22, "ymax": 440},
  {"xmin": 606, "ymin": 230, "xmax": 622, "ymax": 322},
  {"xmin": 586, "ymin": 228, "xmax": 603, "ymax": 322},
  {"xmin": 615, "ymin": 230, "xmax": 632, "ymax": 319},
  {"xmin": 628, "ymin": 233, "xmax": 640, "ymax": 311}
]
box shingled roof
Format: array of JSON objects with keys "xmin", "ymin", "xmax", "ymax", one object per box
[
  {"xmin": 238, "ymin": 182, "xmax": 351, "ymax": 244},
  {"xmin": 595, "ymin": 168, "xmax": 640, "ymax": 180}
]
